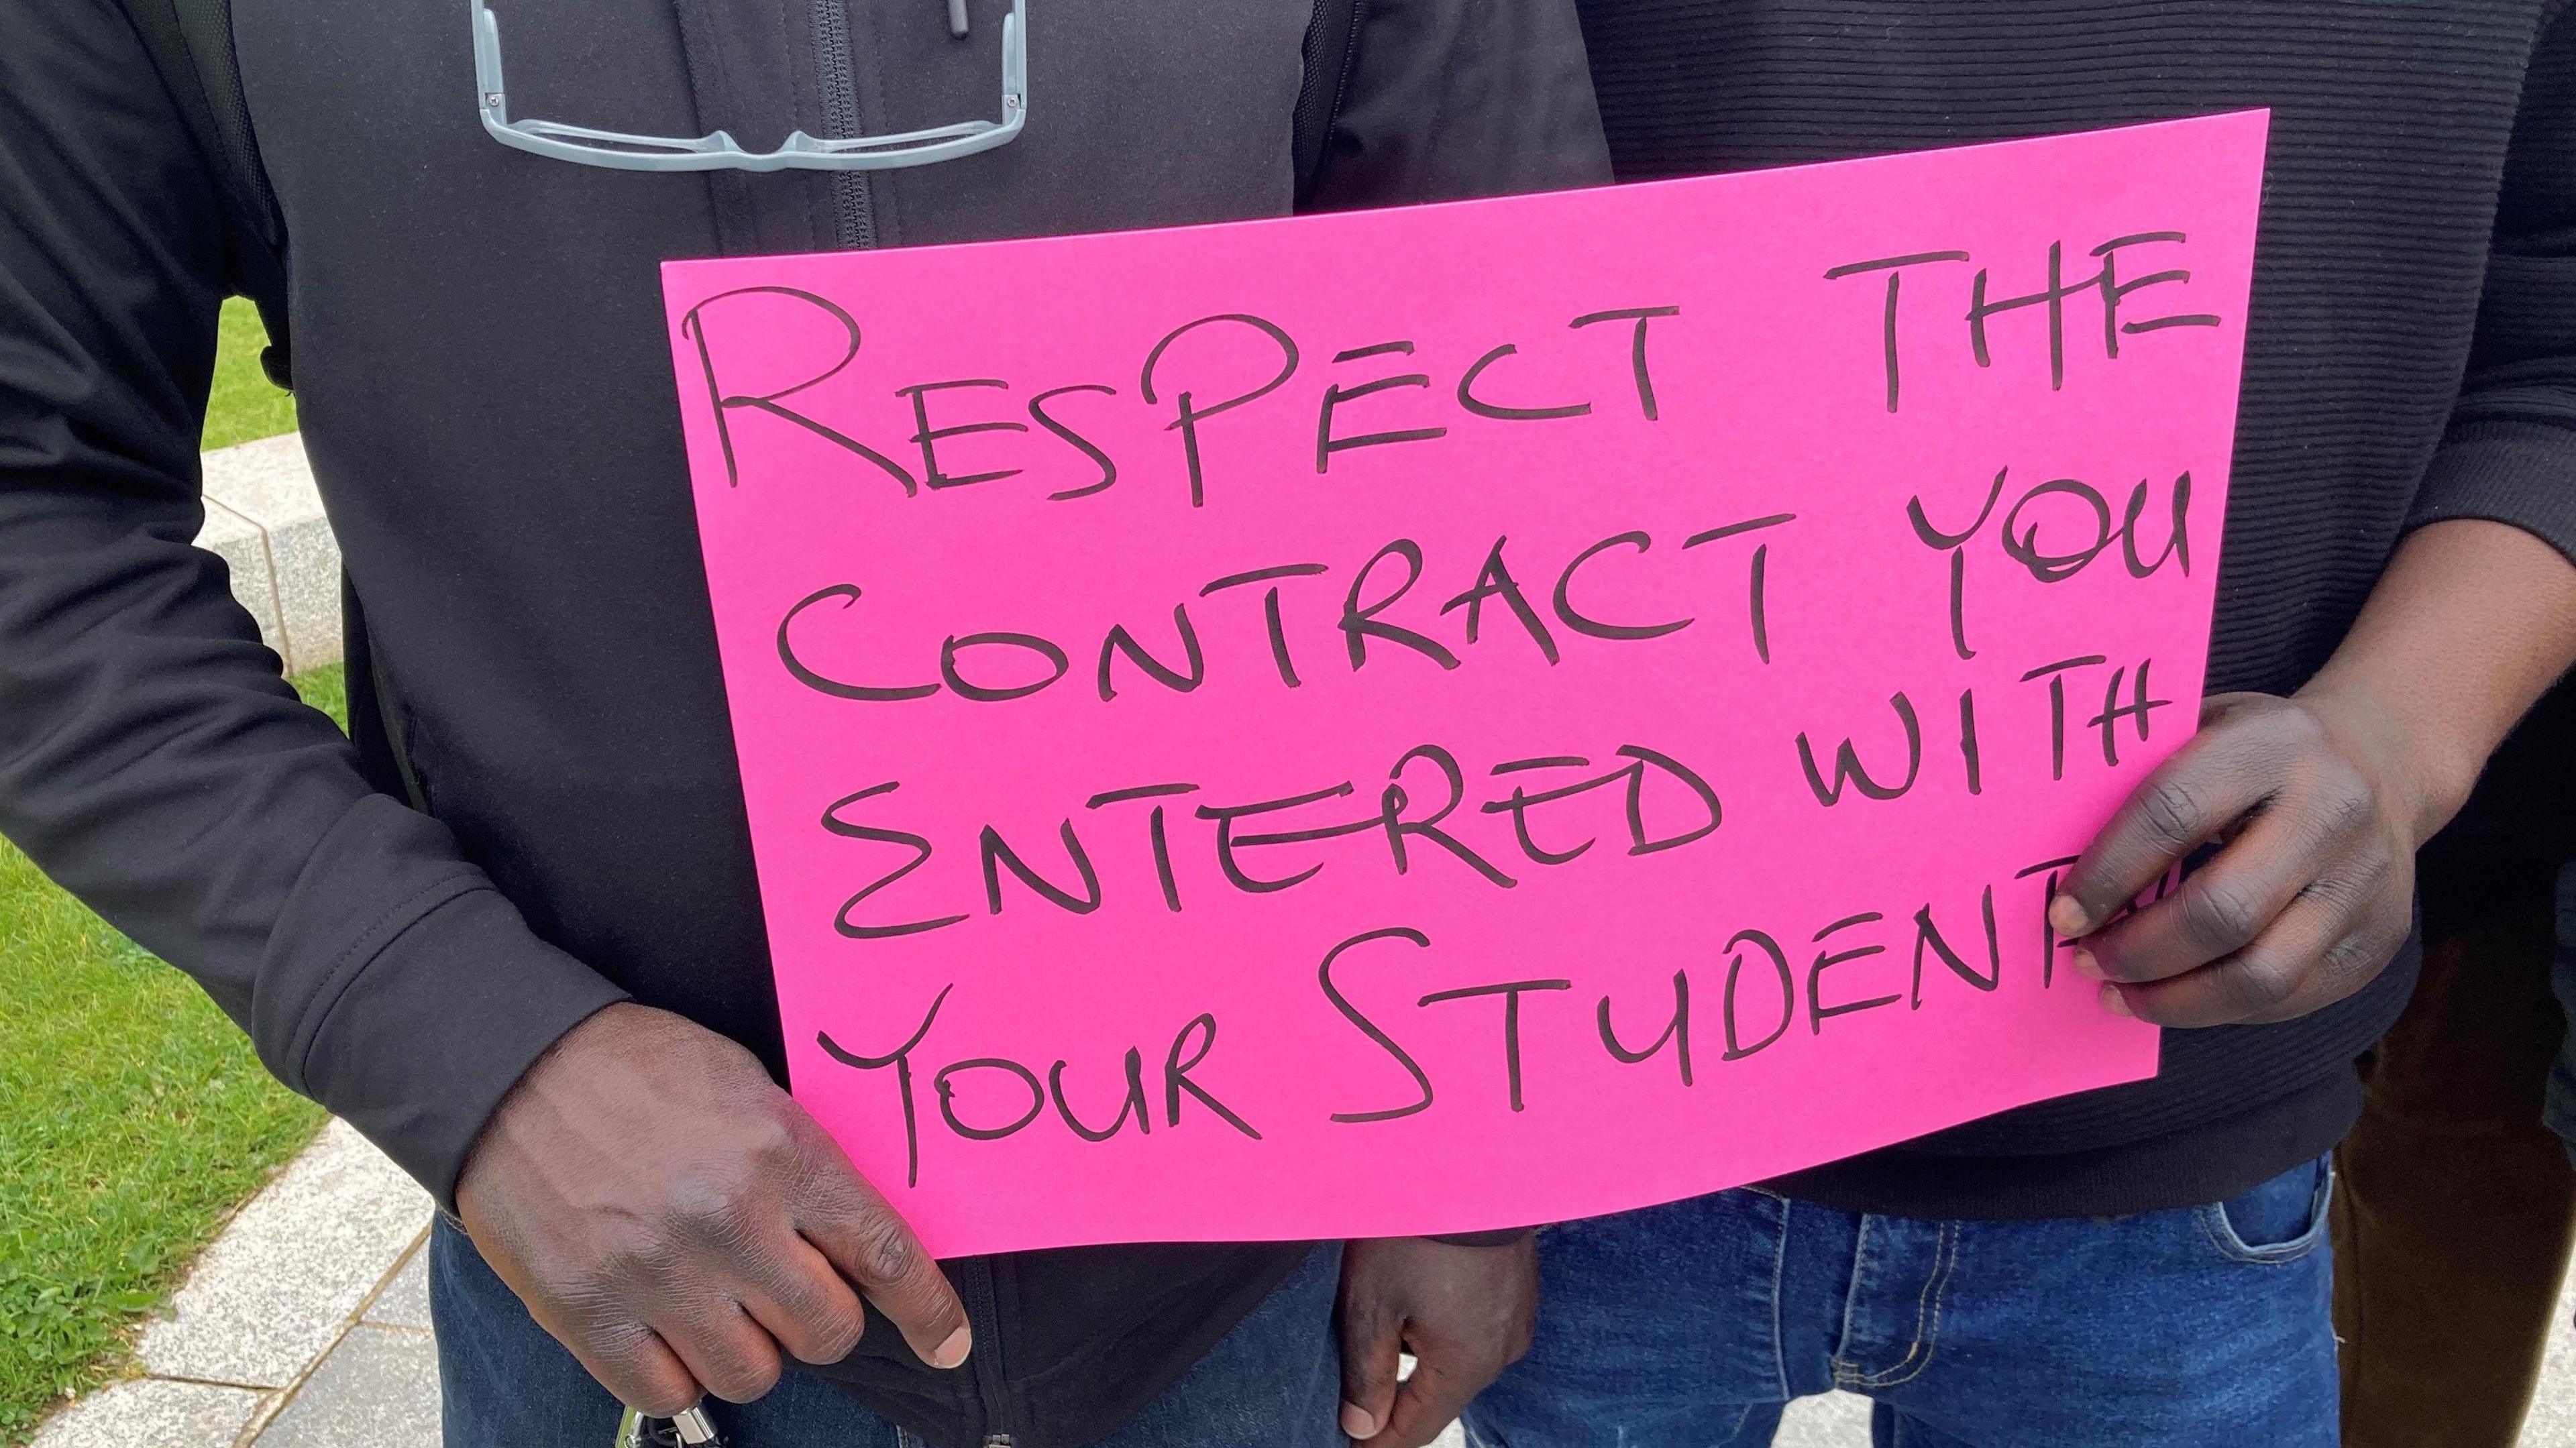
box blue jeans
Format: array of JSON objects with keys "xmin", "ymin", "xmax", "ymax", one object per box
[
  {"xmin": 1463, "ymin": 1157, "xmax": 2337, "ymax": 1448},
  {"xmin": 429, "ymin": 1219, "xmax": 1344, "ymax": 1448}
]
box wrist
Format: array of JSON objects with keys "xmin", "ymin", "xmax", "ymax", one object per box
[
  {"xmin": 458, "ymin": 1001, "xmax": 653, "ymax": 1199},
  {"xmin": 2288, "ymin": 679, "xmax": 2473, "ymax": 849}
]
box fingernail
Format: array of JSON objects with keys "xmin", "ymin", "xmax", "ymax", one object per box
[
  {"xmin": 2070, "ymin": 947, "xmax": 2102, "ymax": 981},
  {"xmin": 1341, "ymin": 1403, "xmax": 1379, "ymax": 1439},
  {"xmin": 2048, "ymin": 895, "xmax": 2090, "ymax": 938},
  {"xmin": 2100, "ymin": 983, "xmax": 2133, "ymax": 1018},
  {"xmin": 932, "ymin": 1325, "xmax": 972, "ymax": 1370}
]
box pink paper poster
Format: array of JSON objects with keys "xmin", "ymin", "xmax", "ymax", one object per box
[{"xmin": 661, "ymin": 113, "xmax": 2267, "ymax": 1258}]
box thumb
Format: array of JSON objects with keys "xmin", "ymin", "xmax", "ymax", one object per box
[
  {"xmin": 1380, "ymin": 1355, "xmax": 1477, "ymax": 1448},
  {"xmin": 786, "ymin": 1121, "xmax": 971, "ymax": 1371},
  {"xmin": 1338, "ymin": 1301, "xmax": 1403, "ymax": 1441}
]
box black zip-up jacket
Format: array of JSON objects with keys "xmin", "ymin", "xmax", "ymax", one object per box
[
  {"xmin": 0, "ymin": 3, "xmax": 1606, "ymax": 1443},
  {"xmin": 1576, "ymin": 0, "xmax": 2576, "ymax": 1218}
]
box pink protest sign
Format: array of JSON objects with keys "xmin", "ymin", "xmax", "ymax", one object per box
[{"xmin": 661, "ymin": 112, "xmax": 2267, "ymax": 1258}]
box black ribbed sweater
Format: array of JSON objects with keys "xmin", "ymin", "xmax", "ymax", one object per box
[{"xmin": 1577, "ymin": 0, "xmax": 2576, "ymax": 1217}]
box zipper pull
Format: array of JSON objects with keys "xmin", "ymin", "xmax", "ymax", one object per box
[
  {"xmin": 947, "ymin": 0, "xmax": 969, "ymax": 37},
  {"xmin": 982, "ymin": 1437, "xmax": 1014, "ymax": 1447}
]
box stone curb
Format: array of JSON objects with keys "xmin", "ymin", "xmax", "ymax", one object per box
[
  {"xmin": 196, "ymin": 433, "xmax": 341, "ymax": 676},
  {"xmin": 29, "ymin": 1121, "xmax": 433, "ymax": 1448},
  {"xmin": 136, "ymin": 1121, "xmax": 429, "ymax": 1390}
]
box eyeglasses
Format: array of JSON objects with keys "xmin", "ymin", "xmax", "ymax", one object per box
[{"xmin": 470, "ymin": 0, "xmax": 1027, "ymax": 173}]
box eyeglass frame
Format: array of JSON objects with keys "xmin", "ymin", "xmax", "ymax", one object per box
[{"xmin": 470, "ymin": 0, "xmax": 1027, "ymax": 173}]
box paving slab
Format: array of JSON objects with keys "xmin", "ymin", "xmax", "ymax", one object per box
[
  {"xmin": 28, "ymin": 1378, "xmax": 264, "ymax": 1448},
  {"xmin": 1774, "ymin": 1390, "xmax": 1871, "ymax": 1445},
  {"xmin": 138, "ymin": 1117, "xmax": 431, "ymax": 1388},
  {"xmin": 254, "ymin": 1325, "xmax": 441, "ymax": 1448},
  {"xmin": 365, "ymin": 1249, "xmax": 433, "ymax": 1332}
]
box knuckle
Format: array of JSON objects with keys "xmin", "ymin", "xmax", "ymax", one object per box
[
  {"xmin": 555, "ymin": 1276, "xmax": 637, "ymax": 1334},
  {"xmin": 757, "ymin": 1272, "xmax": 865, "ymax": 1365},
  {"xmin": 2138, "ymin": 777, "xmax": 2205, "ymax": 848},
  {"xmin": 849, "ymin": 1214, "xmax": 923, "ymax": 1288},
  {"xmin": 2319, "ymin": 925, "xmax": 2398, "ymax": 995},
  {"xmin": 676, "ymin": 1321, "xmax": 784, "ymax": 1405},
  {"xmin": 797, "ymin": 1302, "xmax": 867, "ymax": 1366},
  {"xmin": 2300, "ymin": 875, "xmax": 2374, "ymax": 940},
  {"xmin": 2274, "ymin": 700, "xmax": 2328, "ymax": 748},
  {"xmin": 2291, "ymin": 871, "xmax": 2356, "ymax": 915},
  {"xmin": 588, "ymin": 1327, "xmax": 696, "ymax": 1416},
  {"xmin": 2224, "ymin": 950, "xmax": 2302, "ymax": 1015},
  {"xmin": 2179, "ymin": 881, "xmax": 2263, "ymax": 952},
  {"xmin": 584, "ymin": 1225, "xmax": 683, "ymax": 1302},
  {"xmin": 631, "ymin": 1376, "xmax": 700, "ymax": 1419},
  {"xmin": 2362, "ymin": 848, "xmax": 2404, "ymax": 891},
  {"xmin": 704, "ymin": 1354, "xmax": 782, "ymax": 1405},
  {"xmin": 739, "ymin": 1238, "xmax": 818, "ymax": 1298},
  {"xmin": 582, "ymin": 1316, "xmax": 658, "ymax": 1362},
  {"xmin": 662, "ymin": 1173, "xmax": 741, "ymax": 1229},
  {"xmin": 742, "ymin": 1107, "xmax": 802, "ymax": 1166},
  {"xmin": 2309, "ymin": 767, "xmax": 2378, "ymax": 839},
  {"xmin": 665, "ymin": 1171, "xmax": 765, "ymax": 1250}
]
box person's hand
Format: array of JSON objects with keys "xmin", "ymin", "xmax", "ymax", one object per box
[
  {"xmin": 453, "ymin": 1003, "xmax": 970, "ymax": 1415},
  {"xmin": 1337, "ymin": 1235, "xmax": 1538, "ymax": 1447},
  {"xmin": 2051, "ymin": 690, "xmax": 2427, "ymax": 1027}
]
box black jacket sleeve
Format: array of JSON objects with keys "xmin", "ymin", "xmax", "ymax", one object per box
[
  {"xmin": 2408, "ymin": 3, "xmax": 2576, "ymax": 566},
  {"xmin": 1305, "ymin": 0, "xmax": 1613, "ymax": 211},
  {"xmin": 0, "ymin": 0, "xmax": 627, "ymax": 1211}
]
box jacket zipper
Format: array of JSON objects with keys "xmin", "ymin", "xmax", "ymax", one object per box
[
  {"xmin": 959, "ymin": 1257, "xmax": 1014, "ymax": 1444},
  {"xmin": 814, "ymin": 6, "xmax": 991, "ymax": 1441},
  {"xmin": 810, "ymin": 0, "xmax": 877, "ymax": 247},
  {"xmin": 818, "ymin": 3, "xmax": 1004, "ymax": 1436}
]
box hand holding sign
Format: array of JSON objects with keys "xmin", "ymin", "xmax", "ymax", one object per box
[
  {"xmin": 2056, "ymin": 691, "xmax": 2420, "ymax": 1026},
  {"xmin": 661, "ymin": 113, "xmax": 2269, "ymax": 1256},
  {"xmin": 1337, "ymin": 1235, "xmax": 1538, "ymax": 1447},
  {"xmin": 455, "ymin": 1005, "xmax": 972, "ymax": 1414}
]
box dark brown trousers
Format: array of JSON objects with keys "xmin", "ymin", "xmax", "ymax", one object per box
[{"xmin": 2335, "ymin": 844, "xmax": 2573, "ymax": 1447}]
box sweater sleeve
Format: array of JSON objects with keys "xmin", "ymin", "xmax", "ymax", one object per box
[
  {"xmin": 2409, "ymin": 5, "xmax": 2576, "ymax": 565},
  {"xmin": 1303, "ymin": 0, "xmax": 1613, "ymax": 211},
  {"xmin": 0, "ymin": 0, "xmax": 627, "ymax": 1211}
]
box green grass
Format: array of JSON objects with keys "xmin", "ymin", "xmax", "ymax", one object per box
[
  {"xmin": 0, "ymin": 667, "xmax": 346, "ymax": 1444},
  {"xmin": 202, "ymin": 297, "xmax": 297, "ymax": 451}
]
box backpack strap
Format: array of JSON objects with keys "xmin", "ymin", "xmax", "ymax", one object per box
[
  {"xmin": 124, "ymin": 0, "xmax": 294, "ymax": 388},
  {"xmin": 1292, "ymin": 0, "xmax": 1366, "ymax": 209}
]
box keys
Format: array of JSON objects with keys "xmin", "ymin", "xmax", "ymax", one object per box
[{"xmin": 614, "ymin": 1404, "xmax": 727, "ymax": 1447}]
